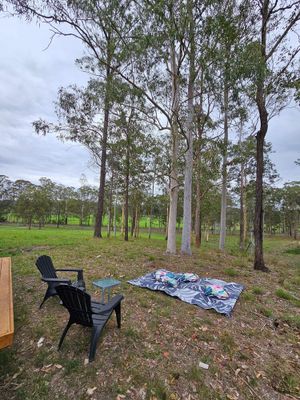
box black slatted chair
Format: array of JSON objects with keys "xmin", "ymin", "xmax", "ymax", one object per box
[
  {"xmin": 36, "ymin": 255, "xmax": 86, "ymax": 309},
  {"xmin": 56, "ymin": 284, "xmax": 123, "ymax": 362}
]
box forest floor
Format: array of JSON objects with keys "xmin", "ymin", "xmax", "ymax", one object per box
[{"xmin": 0, "ymin": 225, "xmax": 299, "ymax": 400}]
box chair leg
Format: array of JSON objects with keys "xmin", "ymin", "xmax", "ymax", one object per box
[
  {"xmin": 77, "ymin": 270, "xmax": 85, "ymax": 284},
  {"xmin": 39, "ymin": 288, "xmax": 52, "ymax": 309},
  {"xmin": 89, "ymin": 325, "xmax": 103, "ymax": 362},
  {"xmin": 58, "ymin": 319, "xmax": 73, "ymax": 350},
  {"xmin": 115, "ymin": 303, "xmax": 121, "ymax": 328}
]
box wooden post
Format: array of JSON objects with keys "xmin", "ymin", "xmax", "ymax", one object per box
[{"xmin": 0, "ymin": 257, "xmax": 14, "ymax": 349}]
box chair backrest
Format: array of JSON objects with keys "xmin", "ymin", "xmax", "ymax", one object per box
[
  {"xmin": 56, "ymin": 285, "xmax": 93, "ymax": 327},
  {"xmin": 36, "ymin": 255, "xmax": 57, "ymax": 279}
]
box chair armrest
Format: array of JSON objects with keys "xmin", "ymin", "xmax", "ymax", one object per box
[
  {"xmin": 42, "ymin": 278, "xmax": 71, "ymax": 284},
  {"xmin": 93, "ymin": 295, "xmax": 124, "ymax": 314},
  {"xmin": 55, "ymin": 268, "xmax": 83, "ymax": 273},
  {"xmin": 55, "ymin": 268, "xmax": 84, "ymax": 281}
]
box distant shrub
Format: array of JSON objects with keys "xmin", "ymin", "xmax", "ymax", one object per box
[{"xmin": 285, "ymin": 247, "xmax": 300, "ymax": 255}]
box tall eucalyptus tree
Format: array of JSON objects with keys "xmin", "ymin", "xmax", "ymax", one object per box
[
  {"xmin": 180, "ymin": 0, "xmax": 195, "ymax": 255},
  {"xmin": 209, "ymin": 0, "xmax": 250, "ymax": 251},
  {"xmin": 8, "ymin": 0, "xmax": 134, "ymax": 238},
  {"xmin": 242, "ymin": 0, "xmax": 300, "ymax": 270}
]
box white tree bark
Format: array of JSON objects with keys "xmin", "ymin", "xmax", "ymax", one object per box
[
  {"xmin": 238, "ymin": 126, "xmax": 247, "ymax": 250},
  {"xmin": 219, "ymin": 84, "xmax": 229, "ymax": 250},
  {"xmin": 148, "ymin": 161, "xmax": 156, "ymax": 239},
  {"xmin": 166, "ymin": 41, "xmax": 180, "ymax": 254},
  {"xmin": 181, "ymin": 133, "xmax": 193, "ymax": 254},
  {"xmin": 181, "ymin": 0, "xmax": 195, "ymax": 255},
  {"xmin": 181, "ymin": 84, "xmax": 194, "ymax": 254}
]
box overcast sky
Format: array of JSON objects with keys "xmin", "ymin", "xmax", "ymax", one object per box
[
  {"xmin": 0, "ymin": 15, "xmax": 299, "ymax": 188},
  {"xmin": 0, "ymin": 16, "xmax": 96, "ymax": 187}
]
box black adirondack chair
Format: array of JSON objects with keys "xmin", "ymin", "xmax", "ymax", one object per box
[
  {"xmin": 36, "ymin": 255, "xmax": 85, "ymax": 309},
  {"xmin": 56, "ymin": 284, "xmax": 123, "ymax": 362}
]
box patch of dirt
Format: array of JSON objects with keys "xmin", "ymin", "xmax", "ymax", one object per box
[{"xmin": 22, "ymin": 245, "xmax": 53, "ymax": 253}]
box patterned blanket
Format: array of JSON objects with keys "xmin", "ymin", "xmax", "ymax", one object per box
[{"xmin": 128, "ymin": 269, "xmax": 244, "ymax": 316}]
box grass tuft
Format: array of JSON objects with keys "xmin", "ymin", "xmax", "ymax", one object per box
[
  {"xmin": 242, "ymin": 291, "xmax": 255, "ymax": 301},
  {"xmin": 219, "ymin": 332, "xmax": 236, "ymax": 355},
  {"xmin": 252, "ymin": 286, "xmax": 264, "ymax": 295},
  {"xmin": 62, "ymin": 359, "xmax": 81, "ymax": 375},
  {"xmin": 146, "ymin": 379, "xmax": 168, "ymax": 400},
  {"xmin": 275, "ymin": 288, "xmax": 300, "ymax": 307},
  {"xmin": 224, "ymin": 268, "xmax": 239, "ymax": 277},
  {"xmin": 259, "ymin": 307, "xmax": 272, "ymax": 318},
  {"xmin": 275, "ymin": 288, "xmax": 293, "ymax": 300},
  {"xmin": 124, "ymin": 327, "xmax": 140, "ymax": 340},
  {"xmin": 281, "ymin": 314, "xmax": 300, "ymax": 329}
]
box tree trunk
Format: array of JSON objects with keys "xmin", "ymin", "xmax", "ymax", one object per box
[
  {"xmin": 124, "ymin": 190, "xmax": 129, "ymax": 242},
  {"xmin": 181, "ymin": 0, "xmax": 195, "ymax": 256},
  {"xmin": 239, "ymin": 168, "xmax": 245, "ymax": 250},
  {"xmin": 254, "ymin": 92, "xmax": 268, "ymax": 268},
  {"xmin": 107, "ymin": 172, "xmax": 114, "ymax": 238},
  {"xmin": 243, "ymin": 189, "xmax": 247, "ymax": 245},
  {"xmin": 113, "ymin": 192, "xmax": 117, "ymax": 238},
  {"xmin": 148, "ymin": 161, "xmax": 155, "ymax": 239},
  {"xmin": 80, "ymin": 204, "xmax": 84, "ymax": 226},
  {"xmin": 194, "ymin": 174, "xmax": 201, "ymax": 248},
  {"xmin": 107, "ymin": 208, "xmax": 110, "ymax": 236},
  {"xmin": 94, "ymin": 61, "xmax": 112, "ymax": 238},
  {"xmin": 180, "ymin": 112, "xmax": 194, "ymax": 252},
  {"xmin": 293, "ymin": 211, "xmax": 298, "ymax": 240},
  {"xmin": 124, "ymin": 132, "xmax": 130, "ymax": 242},
  {"xmin": 64, "ymin": 199, "xmax": 68, "ymax": 225},
  {"xmin": 56, "ymin": 204, "xmax": 60, "ymax": 228},
  {"xmin": 194, "ymin": 68, "xmax": 205, "ymax": 249},
  {"xmin": 253, "ymin": 0, "xmax": 270, "ymax": 272},
  {"xmin": 254, "ymin": 130, "xmax": 268, "ymax": 271},
  {"xmin": 219, "ymin": 83, "xmax": 229, "ymax": 250},
  {"xmin": 194, "ymin": 104, "xmax": 204, "ymax": 248},
  {"xmin": 166, "ymin": 40, "xmax": 180, "ymax": 254},
  {"xmin": 165, "ymin": 206, "xmax": 169, "ymax": 240},
  {"xmin": 134, "ymin": 206, "xmax": 139, "ymax": 238},
  {"xmin": 121, "ymin": 205, "xmax": 124, "ymax": 235},
  {"xmin": 131, "ymin": 207, "xmax": 136, "ymax": 237},
  {"xmin": 239, "ymin": 130, "xmax": 247, "ymax": 250},
  {"xmin": 204, "ymin": 229, "xmax": 208, "ymax": 241}
]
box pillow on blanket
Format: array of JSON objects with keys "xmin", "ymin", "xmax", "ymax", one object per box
[
  {"xmin": 154, "ymin": 269, "xmax": 199, "ymax": 288},
  {"xmin": 204, "ymin": 284, "xmax": 229, "ymax": 299}
]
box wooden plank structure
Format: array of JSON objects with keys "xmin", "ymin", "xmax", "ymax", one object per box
[{"xmin": 0, "ymin": 257, "xmax": 14, "ymax": 349}]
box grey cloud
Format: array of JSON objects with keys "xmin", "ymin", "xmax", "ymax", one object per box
[
  {"xmin": 268, "ymin": 106, "xmax": 300, "ymax": 183},
  {"xmin": 0, "ymin": 16, "xmax": 97, "ymax": 187}
]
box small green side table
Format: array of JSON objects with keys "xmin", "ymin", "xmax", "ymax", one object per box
[{"xmin": 92, "ymin": 278, "xmax": 121, "ymax": 304}]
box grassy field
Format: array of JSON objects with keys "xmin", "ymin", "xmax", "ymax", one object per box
[
  {"xmin": 5, "ymin": 214, "xmax": 165, "ymax": 228},
  {"xmin": 0, "ymin": 225, "xmax": 299, "ymax": 400}
]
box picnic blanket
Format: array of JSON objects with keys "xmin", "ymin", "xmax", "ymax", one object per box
[{"xmin": 128, "ymin": 269, "xmax": 244, "ymax": 316}]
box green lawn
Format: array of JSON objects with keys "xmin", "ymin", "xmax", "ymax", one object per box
[
  {"xmin": 0, "ymin": 224, "xmax": 289, "ymax": 257},
  {"xmin": 5, "ymin": 213, "xmax": 165, "ymax": 228},
  {"xmin": 0, "ymin": 225, "xmax": 299, "ymax": 399}
]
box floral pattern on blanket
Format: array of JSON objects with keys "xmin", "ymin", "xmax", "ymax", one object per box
[{"xmin": 128, "ymin": 269, "xmax": 244, "ymax": 316}]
